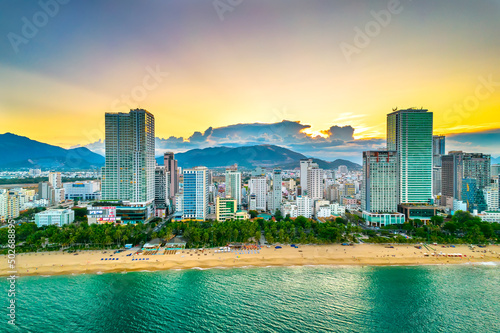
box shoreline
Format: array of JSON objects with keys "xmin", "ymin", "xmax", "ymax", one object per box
[{"xmin": 1, "ymin": 244, "xmax": 499, "ymax": 277}]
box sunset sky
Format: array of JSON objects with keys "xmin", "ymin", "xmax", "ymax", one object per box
[{"xmin": 1, "ymin": 0, "xmax": 499, "ymax": 153}]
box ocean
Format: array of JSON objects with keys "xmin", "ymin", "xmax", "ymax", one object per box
[{"xmin": 1, "ymin": 264, "xmax": 499, "ymax": 332}]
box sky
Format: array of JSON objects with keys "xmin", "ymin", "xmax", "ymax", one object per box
[{"xmin": 1, "ymin": 0, "xmax": 499, "ymax": 160}]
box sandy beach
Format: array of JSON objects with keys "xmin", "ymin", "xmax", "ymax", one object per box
[{"xmin": 1, "ymin": 244, "xmax": 499, "ymax": 277}]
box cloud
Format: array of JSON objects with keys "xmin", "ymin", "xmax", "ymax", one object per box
[
  {"xmin": 83, "ymin": 121, "xmax": 500, "ymax": 164},
  {"xmin": 446, "ymin": 129, "xmax": 500, "ymax": 158}
]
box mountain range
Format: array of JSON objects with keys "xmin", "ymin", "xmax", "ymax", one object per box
[
  {"xmin": 155, "ymin": 145, "xmax": 361, "ymax": 170},
  {"xmin": 0, "ymin": 133, "xmax": 361, "ymax": 171},
  {"xmin": 0, "ymin": 133, "xmax": 104, "ymax": 170}
]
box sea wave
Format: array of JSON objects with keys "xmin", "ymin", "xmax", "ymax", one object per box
[{"xmin": 473, "ymin": 261, "xmax": 499, "ymax": 266}]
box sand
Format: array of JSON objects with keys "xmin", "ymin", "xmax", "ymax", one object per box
[{"xmin": 1, "ymin": 244, "xmax": 499, "ymax": 277}]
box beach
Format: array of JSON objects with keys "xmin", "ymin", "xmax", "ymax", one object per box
[{"xmin": 1, "ymin": 244, "xmax": 499, "ymax": 277}]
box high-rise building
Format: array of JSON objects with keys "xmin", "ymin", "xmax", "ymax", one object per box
[
  {"xmin": 491, "ymin": 164, "xmax": 500, "ymax": 177},
  {"xmin": 164, "ymin": 152, "xmax": 179, "ymax": 199},
  {"xmin": 442, "ymin": 151, "xmax": 491, "ymax": 208},
  {"xmin": 182, "ymin": 167, "xmax": 209, "ymax": 220},
  {"xmin": 387, "ymin": 108, "xmax": 433, "ymax": 203},
  {"xmin": 0, "ymin": 190, "xmax": 7, "ymax": 220},
  {"xmin": 344, "ymin": 183, "xmax": 356, "ymax": 196},
  {"xmin": 324, "ymin": 184, "xmax": 340, "ymax": 202},
  {"xmin": 225, "ymin": 167, "xmax": 242, "ymax": 209},
  {"xmin": 7, "ymin": 191, "xmax": 20, "ymax": 219},
  {"xmin": 154, "ymin": 166, "xmax": 169, "ymax": 210},
  {"xmin": 307, "ymin": 164, "xmax": 323, "ymax": 200},
  {"xmin": 361, "ymin": 151, "xmax": 399, "ymax": 213},
  {"xmin": 300, "ymin": 159, "xmax": 313, "ymax": 195},
  {"xmin": 462, "ymin": 153, "xmax": 491, "ymax": 190},
  {"xmin": 48, "ymin": 172, "xmax": 62, "ymax": 189},
  {"xmin": 38, "ymin": 181, "xmax": 60, "ymax": 206},
  {"xmin": 441, "ymin": 153, "xmax": 463, "ymax": 208},
  {"xmin": 432, "ymin": 135, "xmax": 445, "ymax": 195},
  {"xmin": 270, "ymin": 169, "xmax": 283, "ymax": 213},
  {"xmin": 102, "ymin": 109, "xmax": 155, "ymax": 204},
  {"xmin": 483, "ymin": 185, "xmax": 499, "ymax": 211},
  {"xmin": 461, "ymin": 178, "xmax": 487, "ymax": 212},
  {"xmin": 248, "ymin": 194, "xmax": 257, "ymax": 211},
  {"xmin": 249, "ymin": 176, "xmax": 267, "ymax": 211},
  {"xmin": 432, "ymin": 136, "xmax": 446, "ymax": 167}
]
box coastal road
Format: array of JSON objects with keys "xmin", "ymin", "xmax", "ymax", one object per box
[{"xmin": 153, "ymin": 214, "xmax": 174, "ymax": 232}]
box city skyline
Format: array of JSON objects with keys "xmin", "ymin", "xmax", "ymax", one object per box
[{"xmin": 1, "ymin": 0, "xmax": 500, "ymax": 153}]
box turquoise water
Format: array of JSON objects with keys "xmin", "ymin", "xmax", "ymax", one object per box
[{"xmin": 1, "ymin": 264, "xmax": 499, "ymax": 332}]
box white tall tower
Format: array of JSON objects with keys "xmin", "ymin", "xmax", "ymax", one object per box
[
  {"xmin": 249, "ymin": 176, "xmax": 267, "ymax": 211},
  {"xmin": 307, "ymin": 164, "xmax": 323, "ymax": 200},
  {"xmin": 300, "ymin": 159, "xmax": 313, "ymax": 195}
]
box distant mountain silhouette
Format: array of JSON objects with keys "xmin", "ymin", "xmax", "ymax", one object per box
[
  {"xmin": 0, "ymin": 133, "xmax": 104, "ymax": 170},
  {"xmin": 156, "ymin": 144, "xmax": 361, "ymax": 170},
  {"xmin": 0, "ymin": 133, "xmax": 360, "ymax": 171}
]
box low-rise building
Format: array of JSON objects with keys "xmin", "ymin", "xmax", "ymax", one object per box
[
  {"xmin": 63, "ymin": 181, "xmax": 101, "ymax": 201},
  {"xmin": 234, "ymin": 210, "xmax": 250, "ymax": 221},
  {"xmin": 479, "ymin": 211, "xmax": 500, "ymax": 223},
  {"xmin": 35, "ymin": 209, "xmax": 75, "ymax": 227},
  {"xmin": 316, "ymin": 205, "xmax": 332, "ymax": 218},
  {"xmin": 282, "ymin": 202, "xmax": 298, "ymax": 218},
  {"xmin": 87, "ymin": 201, "xmax": 154, "ymax": 224},
  {"xmin": 330, "ymin": 203, "xmax": 346, "ymax": 216},
  {"xmin": 362, "ymin": 212, "xmax": 405, "ymax": 227},
  {"xmin": 343, "ymin": 196, "xmax": 357, "ymax": 207},
  {"xmin": 216, "ymin": 197, "xmax": 237, "ymax": 221}
]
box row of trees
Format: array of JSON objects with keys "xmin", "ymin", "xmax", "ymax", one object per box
[
  {"xmin": 380, "ymin": 211, "xmax": 500, "ymax": 244},
  {"xmin": 1, "ymin": 210, "xmax": 498, "ymax": 254},
  {"xmin": 171, "ymin": 216, "xmax": 363, "ymax": 248},
  {"xmin": 0, "ymin": 220, "xmax": 168, "ymax": 253},
  {"xmin": 168, "ymin": 220, "xmax": 261, "ymax": 248}
]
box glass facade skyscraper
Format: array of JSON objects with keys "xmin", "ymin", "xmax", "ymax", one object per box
[
  {"xmin": 387, "ymin": 109, "xmax": 433, "ymax": 204},
  {"xmin": 432, "ymin": 135, "xmax": 446, "ymax": 196},
  {"xmin": 182, "ymin": 167, "xmax": 209, "ymax": 220},
  {"xmin": 225, "ymin": 168, "xmax": 242, "ymax": 209},
  {"xmin": 271, "ymin": 169, "xmax": 283, "ymax": 213},
  {"xmin": 102, "ymin": 109, "xmax": 155, "ymax": 204}
]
